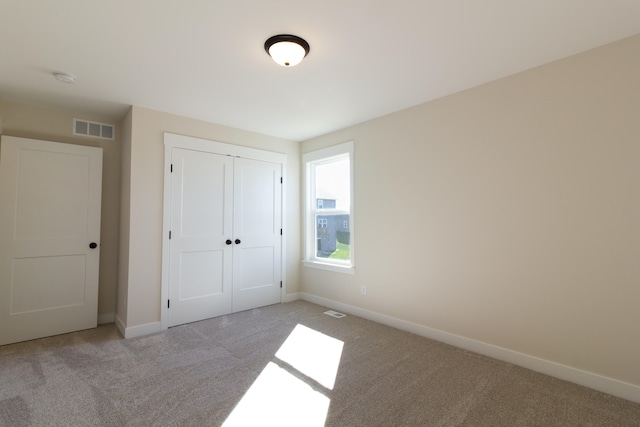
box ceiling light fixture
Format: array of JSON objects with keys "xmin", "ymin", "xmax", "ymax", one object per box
[
  {"xmin": 264, "ymin": 34, "xmax": 310, "ymax": 67},
  {"xmin": 54, "ymin": 72, "xmax": 76, "ymax": 84}
]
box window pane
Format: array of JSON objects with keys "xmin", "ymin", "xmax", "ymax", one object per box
[
  {"xmin": 315, "ymin": 213, "xmax": 350, "ymax": 260},
  {"xmin": 303, "ymin": 140, "xmax": 354, "ymax": 271},
  {"xmin": 315, "ymin": 158, "xmax": 350, "ymax": 211}
]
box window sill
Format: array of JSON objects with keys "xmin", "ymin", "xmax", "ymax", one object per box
[{"xmin": 303, "ymin": 260, "xmax": 355, "ymax": 275}]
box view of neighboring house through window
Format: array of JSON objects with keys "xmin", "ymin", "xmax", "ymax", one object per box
[{"xmin": 303, "ymin": 141, "xmax": 354, "ymax": 273}]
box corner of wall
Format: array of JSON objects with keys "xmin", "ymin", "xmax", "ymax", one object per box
[{"xmin": 116, "ymin": 107, "xmax": 134, "ymax": 326}]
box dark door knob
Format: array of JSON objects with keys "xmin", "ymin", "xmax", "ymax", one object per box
[
  {"xmin": 89, "ymin": 242, "xmax": 98, "ymax": 249},
  {"xmin": 226, "ymin": 239, "xmax": 232, "ymax": 245},
  {"xmin": 235, "ymin": 239, "xmax": 241, "ymax": 245}
]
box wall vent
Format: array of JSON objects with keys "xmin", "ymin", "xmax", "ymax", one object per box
[{"xmin": 73, "ymin": 118, "xmax": 115, "ymax": 140}]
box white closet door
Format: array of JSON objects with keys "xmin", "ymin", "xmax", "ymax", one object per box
[
  {"xmin": 168, "ymin": 148, "xmax": 233, "ymax": 327},
  {"xmin": 163, "ymin": 133, "xmax": 285, "ymax": 328},
  {"xmin": 0, "ymin": 136, "xmax": 102, "ymax": 346},
  {"xmin": 232, "ymin": 158, "xmax": 282, "ymax": 312}
]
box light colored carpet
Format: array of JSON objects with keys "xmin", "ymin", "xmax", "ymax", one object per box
[{"xmin": 1, "ymin": 300, "xmax": 639, "ymax": 426}]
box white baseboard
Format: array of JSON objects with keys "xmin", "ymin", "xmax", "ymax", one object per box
[
  {"xmin": 115, "ymin": 314, "xmax": 126, "ymax": 338},
  {"xmin": 113, "ymin": 296, "xmax": 304, "ymax": 340},
  {"xmin": 283, "ymin": 292, "xmax": 302, "ymax": 303},
  {"xmin": 97, "ymin": 312, "xmax": 115, "ymax": 325},
  {"xmin": 299, "ymin": 293, "xmax": 640, "ymax": 404},
  {"xmin": 114, "ymin": 314, "xmax": 161, "ymax": 339}
]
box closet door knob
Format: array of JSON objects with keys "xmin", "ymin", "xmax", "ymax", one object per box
[
  {"xmin": 225, "ymin": 239, "xmax": 232, "ymax": 245},
  {"xmin": 235, "ymin": 239, "xmax": 241, "ymax": 245},
  {"xmin": 89, "ymin": 242, "xmax": 98, "ymax": 249}
]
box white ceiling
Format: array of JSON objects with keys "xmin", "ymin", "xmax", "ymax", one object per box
[{"xmin": 1, "ymin": 1, "xmax": 639, "ymax": 141}]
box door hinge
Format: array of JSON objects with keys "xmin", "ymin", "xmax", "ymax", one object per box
[
  {"xmin": 168, "ymin": 299, "xmax": 170, "ymax": 309},
  {"xmin": 169, "ymin": 230, "xmax": 172, "ymax": 239},
  {"xmin": 280, "ymin": 281, "xmax": 282, "ymax": 288},
  {"xmin": 170, "ymin": 164, "xmax": 173, "ymax": 173},
  {"xmin": 280, "ymin": 229, "xmax": 283, "ymax": 235},
  {"xmin": 280, "ymin": 177, "xmax": 283, "ymax": 184}
]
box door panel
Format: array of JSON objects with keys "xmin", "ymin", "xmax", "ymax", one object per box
[
  {"xmin": 11, "ymin": 255, "xmax": 86, "ymax": 313},
  {"xmin": 0, "ymin": 136, "xmax": 102, "ymax": 346},
  {"xmin": 237, "ymin": 247, "xmax": 275, "ymax": 291},
  {"xmin": 168, "ymin": 148, "xmax": 233, "ymax": 327},
  {"xmin": 233, "ymin": 158, "xmax": 282, "ymax": 312},
  {"xmin": 179, "ymin": 250, "xmax": 224, "ymax": 299},
  {"xmin": 14, "ymin": 150, "xmax": 91, "ymax": 239}
]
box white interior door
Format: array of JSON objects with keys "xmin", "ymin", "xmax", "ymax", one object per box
[
  {"xmin": 0, "ymin": 136, "xmax": 102, "ymax": 346},
  {"xmin": 168, "ymin": 148, "xmax": 233, "ymax": 327},
  {"xmin": 232, "ymin": 158, "xmax": 282, "ymax": 312}
]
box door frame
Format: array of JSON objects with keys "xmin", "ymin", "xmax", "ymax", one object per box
[{"xmin": 160, "ymin": 133, "xmax": 287, "ymax": 330}]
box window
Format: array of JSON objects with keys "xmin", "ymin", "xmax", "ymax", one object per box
[{"xmin": 303, "ymin": 141, "xmax": 354, "ymax": 273}]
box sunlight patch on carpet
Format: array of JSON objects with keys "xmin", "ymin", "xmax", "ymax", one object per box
[
  {"xmin": 276, "ymin": 324, "xmax": 344, "ymax": 390},
  {"xmin": 222, "ymin": 362, "xmax": 330, "ymax": 427},
  {"xmin": 223, "ymin": 324, "xmax": 345, "ymax": 427}
]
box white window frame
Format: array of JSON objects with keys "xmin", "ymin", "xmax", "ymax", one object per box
[{"xmin": 303, "ymin": 141, "xmax": 354, "ymax": 274}]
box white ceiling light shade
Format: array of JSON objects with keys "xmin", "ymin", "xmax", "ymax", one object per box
[{"xmin": 264, "ymin": 34, "xmax": 310, "ymax": 67}]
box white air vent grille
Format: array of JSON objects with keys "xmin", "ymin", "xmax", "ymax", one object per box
[
  {"xmin": 324, "ymin": 310, "xmax": 346, "ymax": 318},
  {"xmin": 73, "ymin": 119, "xmax": 115, "ymax": 140}
]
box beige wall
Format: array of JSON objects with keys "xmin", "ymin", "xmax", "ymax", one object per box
[
  {"xmin": 301, "ymin": 35, "xmax": 640, "ymax": 386},
  {"xmin": 0, "ymin": 99, "xmax": 122, "ymax": 320},
  {"xmin": 120, "ymin": 106, "xmax": 300, "ymax": 327}
]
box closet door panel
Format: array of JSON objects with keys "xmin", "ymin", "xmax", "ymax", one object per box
[
  {"xmin": 232, "ymin": 158, "xmax": 282, "ymax": 312},
  {"xmin": 167, "ymin": 148, "xmax": 233, "ymax": 327}
]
